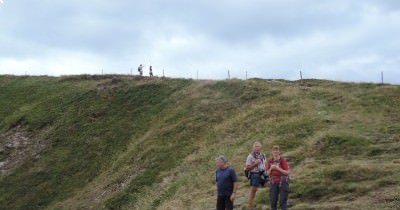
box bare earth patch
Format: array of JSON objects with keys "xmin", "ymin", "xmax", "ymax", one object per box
[{"xmin": 0, "ymin": 123, "xmax": 48, "ymax": 175}]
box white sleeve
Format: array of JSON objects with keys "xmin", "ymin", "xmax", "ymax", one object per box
[{"xmin": 245, "ymin": 154, "xmax": 253, "ymax": 166}]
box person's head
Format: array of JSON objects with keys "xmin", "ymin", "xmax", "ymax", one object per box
[
  {"xmin": 252, "ymin": 141, "xmax": 262, "ymax": 153},
  {"xmin": 272, "ymin": 145, "xmax": 280, "ymax": 158},
  {"xmin": 215, "ymin": 155, "xmax": 228, "ymax": 169}
]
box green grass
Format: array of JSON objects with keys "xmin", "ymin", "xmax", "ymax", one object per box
[{"xmin": 0, "ymin": 75, "xmax": 399, "ymax": 210}]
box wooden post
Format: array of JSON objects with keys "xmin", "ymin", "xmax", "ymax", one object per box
[
  {"xmin": 300, "ymin": 71, "xmax": 303, "ymax": 84},
  {"xmin": 381, "ymin": 71, "xmax": 384, "ymax": 85},
  {"xmin": 228, "ymin": 69, "xmax": 231, "ymax": 80}
]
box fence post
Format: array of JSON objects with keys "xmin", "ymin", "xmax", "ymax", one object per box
[
  {"xmin": 300, "ymin": 71, "xmax": 303, "ymax": 84},
  {"xmin": 228, "ymin": 69, "xmax": 231, "ymax": 80},
  {"xmin": 381, "ymin": 71, "xmax": 384, "ymax": 85}
]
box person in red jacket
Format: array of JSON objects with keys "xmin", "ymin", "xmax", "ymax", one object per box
[{"xmin": 266, "ymin": 145, "xmax": 290, "ymax": 210}]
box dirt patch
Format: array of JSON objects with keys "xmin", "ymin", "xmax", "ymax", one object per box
[{"xmin": 0, "ymin": 123, "xmax": 48, "ymax": 175}]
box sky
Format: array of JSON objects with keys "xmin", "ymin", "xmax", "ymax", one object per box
[{"xmin": 0, "ymin": 0, "xmax": 400, "ymax": 83}]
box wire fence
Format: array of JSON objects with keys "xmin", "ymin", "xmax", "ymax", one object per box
[{"xmin": 2, "ymin": 68, "xmax": 395, "ymax": 85}]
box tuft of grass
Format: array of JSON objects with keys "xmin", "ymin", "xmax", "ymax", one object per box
[{"xmin": 312, "ymin": 134, "xmax": 369, "ymax": 157}]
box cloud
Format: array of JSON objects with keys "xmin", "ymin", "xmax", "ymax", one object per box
[
  {"xmin": 0, "ymin": 50, "xmax": 104, "ymax": 75},
  {"xmin": 0, "ymin": 0, "xmax": 399, "ymax": 83}
]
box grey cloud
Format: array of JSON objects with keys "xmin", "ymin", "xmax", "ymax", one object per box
[{"xmin": 0, "ymin": 0, "xmax": 399, "ymax": 83}]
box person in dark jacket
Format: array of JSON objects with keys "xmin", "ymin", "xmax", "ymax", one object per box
[
  {"xmin": 215, "ymin": 155, "xmax": 239, "ymax": 210},
  {"xmin": 149, "ymin": 66, "xmax": 154, "ymax": 77}
]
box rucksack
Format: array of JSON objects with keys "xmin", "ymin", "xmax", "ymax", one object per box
[{"xmin": 244, "ymin": 167, "xmax": 251, "ymax": 179}]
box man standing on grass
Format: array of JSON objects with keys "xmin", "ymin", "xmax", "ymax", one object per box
[
  {"xmin": 149, "ymin": 66, "xmax": 154, "ymax": 77},
  {"xmin": 246, "ymin": 141, "xmax": 268, "ymax": 210},
  {"xmin": 215, "ymin": 155, "xmax": 239, "ymax": 210},
  {"xmin": 138, "ymin": 64, "xmax": 144, "ymax": 76}
]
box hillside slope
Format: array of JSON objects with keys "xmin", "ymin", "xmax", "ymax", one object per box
[{"xmin": 0, "ymin": 75, "xmax": 399, "ymax": 210}]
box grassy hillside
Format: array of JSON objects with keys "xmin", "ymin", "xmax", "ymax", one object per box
[{"xmin": 0, "ymin": 75, "xmax": 399, "ymax": 210}]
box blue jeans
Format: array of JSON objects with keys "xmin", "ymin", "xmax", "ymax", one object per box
[{"xmin": 250, "ymin": 172, "xmax": 267, "ymax": 187}]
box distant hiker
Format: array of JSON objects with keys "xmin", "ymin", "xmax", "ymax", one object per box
[
  {"xmin": 149, "ymin": 66, "xmax": 154, "ymax": 77},
  {"xmin": 245, "ymin": 141, "xmax": 268, "ymax": 210},
  {"xmin": 215, "ymin": 155, "xmax": 238, "ymax": 210},
  {"xmin": 267, "ymin": 145, "xmax": 290, "ymax": 210},
  {"xmin": 138, "ymin": 64, "xmax": 144, "ymax": 76}
]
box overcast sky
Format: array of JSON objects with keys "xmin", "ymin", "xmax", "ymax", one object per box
[{"xmin": 1, "ymin": 0, "xmax": 400, "ymax": 83}]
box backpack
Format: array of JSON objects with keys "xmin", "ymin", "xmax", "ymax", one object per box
[{"xmin": 244, "ymin": 167, "xmax": 251, "ymax": 180}]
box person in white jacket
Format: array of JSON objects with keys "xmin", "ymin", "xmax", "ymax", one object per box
[{"xmin": 245, "ymin": 141, "xmax": 267, "ymax": 210}]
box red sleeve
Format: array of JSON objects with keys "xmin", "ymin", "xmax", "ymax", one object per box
[
  {"xmin": 281, "ymin": 159, "xmax": 289, "ymax": 170},
  {"xmin": 266, "ymin": 159, "xmax": 271, "ymax": 170}
]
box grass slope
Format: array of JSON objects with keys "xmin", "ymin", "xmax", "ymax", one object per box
[{"xmin": 0, "ymin": 75, "xmax": 399, "ymax": 210}]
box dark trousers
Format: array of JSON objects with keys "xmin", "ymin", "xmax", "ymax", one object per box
[
  {"xmin": 217, "ymin": 195, "xmax": 233, "ymax": 210},
  {"xmin": 270, "ymin": 182, "xmax": 289, "ymax": 210}
]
